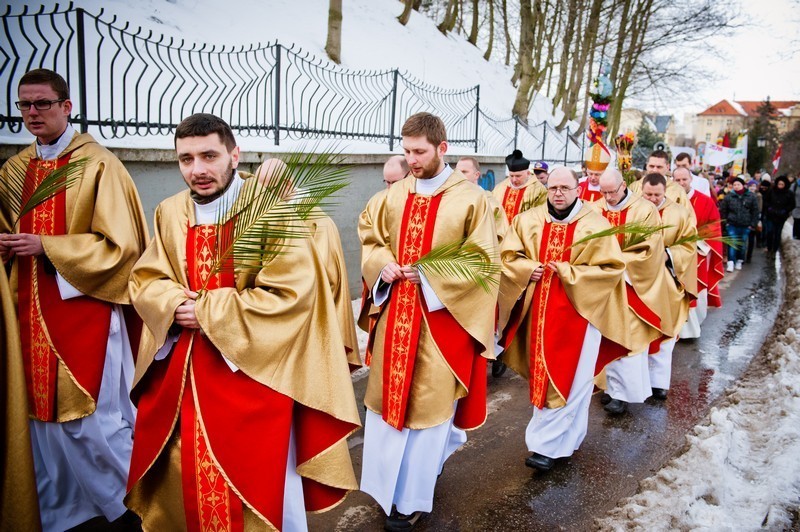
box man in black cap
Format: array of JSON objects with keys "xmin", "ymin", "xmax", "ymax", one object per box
[{"xmin": 492, "ymin": 149, "xmax": 546, "ymax": 223}]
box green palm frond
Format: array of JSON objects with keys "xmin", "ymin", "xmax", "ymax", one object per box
[
  {"xmin": 570, "ymin": 220, "xmax": 672, "ymax": 250},
  {"xmin": 205, "ymin": 147, "xmax": 349, "ymax": 288},
  {"xmin": 0, "ymin": 157, "xmax": 87, "ymax": 227},
  {"xmin": 412, "ymin": 237, "xmax": 500, "ymax": 293},
  {"xmin": 518, "ymin": 188, "xmax": 547, "ymax": 213},
  {"xmin": 672, "ymin": 219, "xmax": 742, "ymax": 250}
]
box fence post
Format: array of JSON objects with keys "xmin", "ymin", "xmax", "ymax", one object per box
[
  {"xmin": 473, "ymin": 85, "xmax": 480, "ymax": 153},
  {"xmin": 389, "ymin": 69, "xmax": 398, "ymax": 151},
  {"xmin": 541, "ymin": 123, "xmax": 547, "ymax": 161},
  {"xmin": 273, "ymin": 44, "xmax": 281, "ymax": 146},
  {"xmin": 564, "ymin": 126, "xmax": 569, "ymax": 165},
  {"xmin": 514, "ymin": 118, "xmax": 519, "ymax": 151},
  {"xmin": 75, "ymin": 8, "xmax": 89, "ymax": 133}
]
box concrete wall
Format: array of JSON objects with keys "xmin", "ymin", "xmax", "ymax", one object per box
[{"xmin": 1, "ymin": 143, "xmax": 508, "ymax": 298}]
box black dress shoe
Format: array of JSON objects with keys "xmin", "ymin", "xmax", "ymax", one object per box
[
  {"xmin": 385, "ymin": 509, "xmax": 428, "ymax": 531},
  {"xmin": 651, "ymin": 387, "xmax": 668, "ymax": 400},
  {"xmin": 599, "ymin": 392, "xmax": 612, "ymax": 405},
  {"xmin": 491, "ymin": 359, "xmax": 507, "ymax": 377},
  {"xmin": 525, "ymin": 452, "xmax": 555, "ymax": 471},
  {"xmin": 604, "ymin": 398, "xmax": 628, "ymax": 415}
]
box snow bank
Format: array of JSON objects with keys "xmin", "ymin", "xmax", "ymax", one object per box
[{"xmin": 596, "ymin": 231, "xmax": 800, "ymax": 530}]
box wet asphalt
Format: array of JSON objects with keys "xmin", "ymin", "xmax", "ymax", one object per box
[{"xmin": 309, "ymin": 246, "xmax": 784, "ymax": 531}]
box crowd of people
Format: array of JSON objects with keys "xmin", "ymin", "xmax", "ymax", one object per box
[{"xmin": 0, "ymin": 68, "xmax": 793, "ymax": 532}]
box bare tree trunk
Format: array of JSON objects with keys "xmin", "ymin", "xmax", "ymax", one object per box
[
  {"xmin": 502, "ymin": 0, "xmax": 512, "ymax": 65},
  {"xmin": 398, "ymin": 0, "xmax": 415, "ymax": 25},
  {"xmin": 468, "ymin": 0, "xmax": 480, "ymax": 44},
  {"xmin": 324, "ymin": 0, "xmax": 343, "ymax": 64},
  {"xmin": 512, "ymin": 0, "xmax": 534, "ymax": 119},
  {"xmin": 438, "ymin": 0, "xmax": 458, "ymax": 33},
  {"xmin": 551, "ymin": 0, "xmax": 579, "ymax": 110},
  {"xmin": 484, "ymin": 0, "xmax": 495, "ymax": 59}
]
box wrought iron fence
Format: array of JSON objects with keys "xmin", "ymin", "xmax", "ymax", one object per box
[{"xmin": 0, "ymin": 2, "xmax": 584, "ymax": 160}]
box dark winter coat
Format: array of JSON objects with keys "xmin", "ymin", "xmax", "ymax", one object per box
[
  {"xmin": 719, "ymin": 189, "xmax": 759, "ymax": 228},
  {"xmin": 763, "ymin": 176, "xmax": 796, "ymax": 221}
]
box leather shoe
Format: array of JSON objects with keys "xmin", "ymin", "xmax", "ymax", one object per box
[
  {"xmin": 651, "ymin": 387, "xmax": 668, "ymax": 400},
  {"xmin": 525, "ymin": 452, "xmax": 555, "ymax": 472},
  {"xmin": 385, "ymin": 509, "xmax": 428, "ymax": 531},
  {"xmin": 599, "ymin": 392, "xmax": 612, "ymax": 405},
  {"xmin": 604, "ymin": 398, "xmax": 628, "ymax": 415}
]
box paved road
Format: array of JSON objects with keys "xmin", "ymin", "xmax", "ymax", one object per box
[{"xmin": 309, "ymin": 248, "xmax": 783, "ymax": 531}]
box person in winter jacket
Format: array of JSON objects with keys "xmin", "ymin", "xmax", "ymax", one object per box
[
  {"xmin": 718, "ymin": 177, "xmax": 759, "ymax": 271},
  {"xmin": 762, "ymin": 175, "xmax": 796, "ymax": 253}
]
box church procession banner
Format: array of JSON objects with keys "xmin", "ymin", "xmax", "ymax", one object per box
[{"xmin": 704, "ymin": 138, "xmax": 748, "ymax": 167}]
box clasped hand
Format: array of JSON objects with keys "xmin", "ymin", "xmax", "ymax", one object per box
[
  {"xmin": 174, "ymin": 288, "xmax": 201, "ymax": 329},
  {"xmin": 381, "ymin": 262, "xmax": 421, "ymax": 284},
  {"xmin": 0, "ymin": 233, "xmax": 44, "ymax": 261},
  {"xmin": 530, "ymin": 262, "xmax": 559, "ymax": 282}
]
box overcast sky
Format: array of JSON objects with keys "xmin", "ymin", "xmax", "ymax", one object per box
[{"xmin": 691, "ymin": 0, "xmax": 799, "ymax": 111}]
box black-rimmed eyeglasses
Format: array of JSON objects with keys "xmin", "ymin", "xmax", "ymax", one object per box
[{"xmin": 15, "ymin": 99, "xmax": 66, "ymax": 111}]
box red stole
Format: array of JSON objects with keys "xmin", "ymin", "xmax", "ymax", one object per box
[
  {"xmin": 381, "ymin": 193, "xmax": 486, "ymax": 430},
  {"xmin": 17, "ymin": 153, "xmax": 111, "ymax": 421},
  {"xmin": 501, "ymin": 186, "xmax": 525, "ymax": 222},
  {"xmin": 128, "ymin": 223, "xmax": 355, "ymax": 530},
  {"xmin": 578, "ymin": 181, "xmax": 603, "ymax": 202},
  {"xmin": 527, "ymin": 221, "xmax": 586, "ymax": 407}
]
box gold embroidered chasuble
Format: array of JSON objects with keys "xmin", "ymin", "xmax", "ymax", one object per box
[
  {"xmin": 497, "ymin": 204, "xmax": 630, "ymax": 407},
  {"xmin": 594, "ymin": 194, "xmax": 673, "ymax": 354},
  {"xmin": 657, "ymin": 199, "xmax": 699, "ymax": 337},
  {"xmin": 0, "ymin": 134, "xmax": 149, "ymax": 422},
  {"xmin": 492, "ymin": 177, "xmax": 546, "ymax": 222},
  {"xmin": 359, "ymin": 171, "xmax": 499, "ymax": 429},
  {"xmin": 483, "ymin": 188, "xmax": 509, "ymax": 243},
  {"xmin": 629, "ymin": 178, "xmax": 696, "ymax": 220},
  {"xmin": 126, "ymin": 182, "xmax": 360, "ymax": 528}
]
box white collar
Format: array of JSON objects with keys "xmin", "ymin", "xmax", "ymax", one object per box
[
  {"xmin": 552, "ymin": 199, "xmax": 583, "ymax": 223},
  {"xmin": 606, "ymin": 189, "xmax": 631, "ymax": 212},
  {"xmin": 415, "ymin": 164, "xmax": 452, "ymax": 195},
  {"xmin": 36, "ymin": 124, "xmax": 75, "ymax": 161},
  {"xmin": 193, "ymin": 171, "xmax": 245, "ymax": 225}
]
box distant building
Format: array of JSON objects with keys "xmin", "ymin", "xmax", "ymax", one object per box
[
  {"xmin": 692, "ymin": 99, "xmax": 800, "ymax": 145},
  {"xmin": 619, "ymin": 109, "xmax": 678, "ymax": 146}
]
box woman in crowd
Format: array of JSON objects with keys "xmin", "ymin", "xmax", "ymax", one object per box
[{"xmin": 762, "ymin": 175, "xmax": 796, "ymax": 254}]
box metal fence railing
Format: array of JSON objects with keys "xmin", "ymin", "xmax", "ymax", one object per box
[{"xmin": 0, "ymin": 2, "xmax": 584, "ymax": 160}]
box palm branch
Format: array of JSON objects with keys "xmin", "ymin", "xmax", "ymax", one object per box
[
  {"xmin": 570, "ymin": 220, "xmax": 672, "ymax": 251},
  {"xmin": 672, "ymin": 219, "xmax": 743, "ymax": 250},
  {"xmin": 0, "ymin": 157, "xmax": 88, "ymax": 228},
  {"xmin": 205, "ymin": 147, "xmax": 349, "ymax": 290},
  {"xmin": 412, "ymin": 237, "xmax": 500, "ymax": 293},
  {"xmin": 518, "ymin": 188, "xmax": 547, "ymax": 213}
]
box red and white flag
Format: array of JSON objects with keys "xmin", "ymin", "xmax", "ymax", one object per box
[{"xmin": 772, "ymin": 143, "xmax": 782, "ymax": 174}]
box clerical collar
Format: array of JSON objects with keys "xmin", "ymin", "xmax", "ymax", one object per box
[
  {"xmin": 657, "ymin": 198, "xmax": 667, "ymax": 210},
  {"xmin": 193, "ymin": 170, "xmax": 244, "ymax": 225},
  {"xmin": 415, "ymin": 164, "xmax": 452, "ymax": 195},
  {"xmin": 606, "ymin": 189, "xmax": 630, "ymax": 212},
  {"xmin": 36, "ymin": 123, "xmax": 75, "ymax": 161},
  {"xmin": 548, "ymin": 198, "xmax": 582, "ymax": 222}
]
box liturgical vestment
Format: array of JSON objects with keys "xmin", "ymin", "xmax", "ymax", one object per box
[{"xmin": 492, "ymin": 177, "xmax": 546, "ymax": 223}]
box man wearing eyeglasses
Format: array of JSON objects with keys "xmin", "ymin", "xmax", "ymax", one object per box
[
  {"xmin": 0, "ymin": 69, "xmax": 149, "ymax": 530},
  {"xmin": 492, "ymin": 149, "xmax": 546, "ymax": 223},
  {"xmin": 496, "ymin": 166, "xmax": 629, "ymax": 473},
  {"xmin": 593, "ymin": 169, "xmax": 672, "ymax": 416}
]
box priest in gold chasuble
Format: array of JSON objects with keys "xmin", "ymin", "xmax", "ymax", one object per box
[
  {"xmin": 593, "ymin": 169, "xmax": 673, "ymax": 416},
  {"xmin": 0, "ymin": 69, "xmax": 148, "ymax": 530},
  {"xmin": 456, "ymin": 156, "xmax": 509, "ymax": 244},
  {"xmin": 497, "ymin": 167, "xmax": 628, "ymax": 472},
  {"xmin": 492, "ymin": 150, "xmax": 546, "ymax": 223},
  {"xmin": 359, "ymin": 113, "xmax": 499, "ymax": 529},
  {"xmin": 640, "ymin": 173, "xmax": 698, "ymax": 401},
  {"xmin": 125, "ymin": 115, "xmax": 360, "ymax": 532}
]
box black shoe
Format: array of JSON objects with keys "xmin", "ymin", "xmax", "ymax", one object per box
[
  {"xmin": 491, "ymin": 359, "xmax": 507, "ymax": 378},
  {"xmin": 651, "ymin": 387, "xmax": 668, "ymax": 400},
  {"xmin": 525, "ymin": 452, "xmax": 555, "ymax": 472},
  {"xmin": 604, "ymin": 398, "xmax": 628, "ymax": 415},
  {"xmin": 385, "ymin": 509, "xmax": 428, "ymax": 531},
  {"xmin": 599, "ymin": 392, "xmax": 612, "ymax": 405}
]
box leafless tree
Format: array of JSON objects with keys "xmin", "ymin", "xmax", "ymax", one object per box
[{"xmin": 324, "ymin": 0, "xmax": 343, "ymax": 64}]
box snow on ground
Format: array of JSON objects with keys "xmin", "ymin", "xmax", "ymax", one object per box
[
  {"xmin": 3, "ymin": 0, "xmax": 577, "ymax": 155},
  {"xmin": 596, "ymin": 231, "xmax": 800, "ymax": 531}
]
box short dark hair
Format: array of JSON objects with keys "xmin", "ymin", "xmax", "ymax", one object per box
[
  {"xmin": 19, "ymin": 69, "xmax": 70, "ymax": 100},
  {"xmin": 675, "ymin": 152, "xmax": 691, "ymax": 163},
  {"xmin": 648, "ymin": 150, "xmax": 670, "ymax": 164},
  {"xmin": 175, "ymin": 113, "xmax": 236, "ymax": 150},
  {"xmin": 458, "ymin": 156, "xmax": 480, "ymax": 172},
  {"xmin": 642, "ymin": 172, "xmax": 667, "ymax": 188},
  {"xmin": 401, "ymin": 112, "xmax": 447, "ymax": 146}
]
